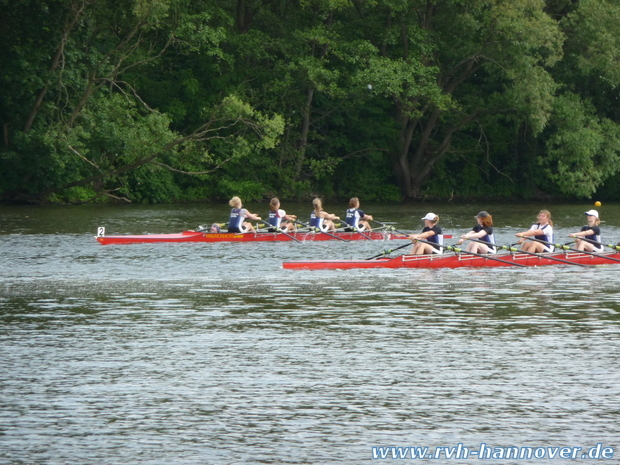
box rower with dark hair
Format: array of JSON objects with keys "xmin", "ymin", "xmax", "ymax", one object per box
[
  {"xmin": 457, "ymin": 211, "xmax": 497, "ymax": 254},
  {"xmin": 267, "ymin": 198, "xmax": 296, "ymax": 232}
]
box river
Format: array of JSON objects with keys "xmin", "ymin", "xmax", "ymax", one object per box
[{"xmin": 1, "ymin": 202, "xmax": 620, "ymax": 464}]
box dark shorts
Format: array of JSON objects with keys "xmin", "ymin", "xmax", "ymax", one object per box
[{"xmin": 228, "ymin": 227, "xmax": 243, "ymax": 233}]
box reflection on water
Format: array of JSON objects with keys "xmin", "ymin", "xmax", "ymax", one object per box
[{"xmin": 1, "ymin": 203, "xmax": 620, "ymax": 464}]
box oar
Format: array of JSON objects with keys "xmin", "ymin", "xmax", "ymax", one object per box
[
  {"xmin": 370, "ymin": 220, "xmax": 393, "ymax": 232},
  {"xmin": 577, "ymin": 236, "xmax": 620, "ymax": 252},
  {"xmin": 372, "ymin": 220, "xmax": 453, "ymax": 239},
  {"xmin": 294, "ymin": 220, "xmax": 350, "ymax": 242},
  {"xmin": 414, "ymin": 239, "xmax": 527, "ymax": 267},
  {"xmin": 365, "ymin": 242, "xmax": 413, "ymax": 260},
  {"xmin": 373, "ymin": 220, "xmax": 401, "ymax": 227},
  {"xmin": 371, "ymin": 220, "xmax": 411, "ymax": 238},
  {"xmin": 473, "ymin": 238, "xmax": 588, "ymax": 267},
  {"xmin": 528, "ymin": 237, "xmax": 620, "ymax": 264},
  {"xmin": 366, "ymin": 235, "xmax": 456, "ymax": 260},
  {"xmin": 366, "ymin": 220, "xmax": 391, "ymax": 231},
  {"xmin": 258, "ymin": 219, "xmax": 302, "ymax": 243}
]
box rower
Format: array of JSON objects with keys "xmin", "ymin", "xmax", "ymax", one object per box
[
  {"xmin": 267, "ymin": 198, "xmax": 296, "ymax": 232},
  {"xmin": 569, "ymin": 210, "xmax": 603, "ymax": 252},
  {"xmin": 344, "ymin": 197, "xmax": 373, "ymax": 232},
  {"xmin": 228, "ymin": 196, "xmax": 261, "ymax": 233},
  {"xmin": 409, "ymin": 213, "xmax": 443, "ymax": 254},
  {"xmin": 309, "ymin": 198, "xmax": 339, "ymax": 232},
  {"xmin": 457, "ymin": 211, "xmax": 497, "ymax": 253},
  {"xmin": 515, "ymin": 209, "xmax": 554, "ymax": 253}
]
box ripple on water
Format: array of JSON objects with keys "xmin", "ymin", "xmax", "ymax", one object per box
[{"xmin": 2, "ymin": 228, "xmax": 620, "ymax": 463}]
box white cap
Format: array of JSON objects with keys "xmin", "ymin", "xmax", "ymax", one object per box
[
  {"xmin": 421, "ymin": 212, "xmax": 437, "ymax": 221},
  {"xmin": 584, "ymin": 209, "xmax": 599, "ymax": 218}
]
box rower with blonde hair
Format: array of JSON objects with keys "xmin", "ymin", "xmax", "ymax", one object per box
[
  {"xmin": 569, "ymin": 210, "xmax": 603, "ymax": 252},
  {"xmin": 309, "ymin": 198, "xmax": 339, "ymax": 232},
  {"xmin": 409, "ymin": 212, "xmax": 443, "ymax": 254},
  {"xmin": 516, "ymin": 209, "xmax": 554, "ymax": 253},
  {"xmin": 228, "ymin": 196, "xmax": 261, "ymax": 233}
]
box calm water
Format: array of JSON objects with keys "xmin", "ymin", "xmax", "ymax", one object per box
[{"xmin": 2, "ymin": 202, "xmax": 620, "ymax": 464}]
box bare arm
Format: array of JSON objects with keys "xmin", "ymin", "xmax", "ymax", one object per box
[
  {"xmin": 245, "ymin": 211, "xmax": 261, "ymax": 221},
  {"xmin": 569, "ymin": 229, "xmax": 594, "ymax": 238},
  {"xmin": 458, "ymin": 229, "xmax": 479, "ymax": 244},
  {"xmin": 321, "ymin": 212, "xmax": 340, "ymax": 220},
  {"xmin": 409, "ymin": 230, "xmax": 436, "ymax": 240},
  {"xmin": 516, "ymin": 228, "xmax": 543, "ymax": 238}
]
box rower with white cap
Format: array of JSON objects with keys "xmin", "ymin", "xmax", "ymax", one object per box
[
  {"xmin": 569, "ymin": 209, "xmax": 603, "ymax": 252},
  {"xmin": 409, "ymin": 212, "xmax": 443, "ymax": 255}
]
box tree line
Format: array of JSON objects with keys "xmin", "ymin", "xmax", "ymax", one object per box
[{"xmin": 1, "ymin": 0, "xmax": 620, "ymax": 204}]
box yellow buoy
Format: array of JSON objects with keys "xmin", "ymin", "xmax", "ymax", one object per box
[{"xmin": 595, "ymin": 201, "xmax": 602, "ymax": 207}]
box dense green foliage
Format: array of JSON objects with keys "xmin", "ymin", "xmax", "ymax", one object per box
[{"xmin": 1, "ymin": 0, "xmax": 620, "ymax": 204}]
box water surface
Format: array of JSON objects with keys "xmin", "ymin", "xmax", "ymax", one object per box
[{"xmin": 1, "ymin": 202, "xmax": 620, "ymax": 464}]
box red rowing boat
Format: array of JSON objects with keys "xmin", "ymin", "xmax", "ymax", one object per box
[
  {"xmin": 95, "ymin": 229, "xmax": 408, "ymax": 245},
  {"xmin": 282, "ymin": 251, "xmax": 620, "ymax": 270}
]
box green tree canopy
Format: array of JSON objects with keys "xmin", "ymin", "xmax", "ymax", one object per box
[{"xmin": 2, "ymin": 0, "xmax": 620, "ymax": 203}]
